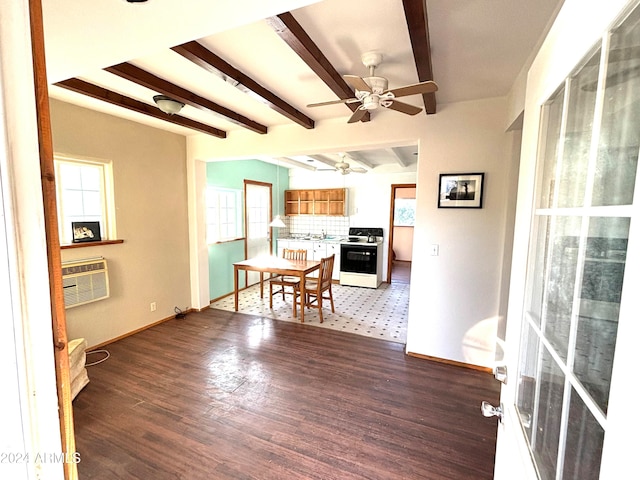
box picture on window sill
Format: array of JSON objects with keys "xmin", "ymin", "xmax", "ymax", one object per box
[{"xmin": 72, "ymin": 221, "xmax": 101, "ymax": 243}]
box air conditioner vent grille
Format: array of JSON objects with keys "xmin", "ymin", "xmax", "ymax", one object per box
[{"xmin": 62, "ymin": 257, "xmax": 110, "ymax": 308}]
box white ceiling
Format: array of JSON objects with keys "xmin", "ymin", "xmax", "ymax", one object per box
[{"xmin": 43, "ymin": 0, "xmax": 563, "ymax": 173}]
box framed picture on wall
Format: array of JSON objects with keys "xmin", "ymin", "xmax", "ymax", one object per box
[
  {"xmin": 72, "ymin": 221, "xmax": 101, "ymax": 243},
  {"xmin": 438, "ymin": 173, "xmax": 485, "ymax": 208}
]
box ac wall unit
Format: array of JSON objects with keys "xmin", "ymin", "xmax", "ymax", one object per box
[{"xmin": 62, "ymin": 257, "xmax": 109, "ymax": 308}]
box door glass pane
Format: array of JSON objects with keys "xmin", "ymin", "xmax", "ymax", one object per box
[
  {"xmin": 539, "ymin": 88, "xmax": 565, "ymax": 209},
  {"xmin": 574, "ymin": 217, "xmax": 629, "ymax": 413},
  {"xmin": 526, "ymin": 217, "xmax": 550, "ymax": 328},
  {"xmin": 593, "ymin": 7, "xmax": 640, "ymax": 206},
  {"xmin": 558, "ymin": 49, "xmax": 601, "ymax": 208},
  {"xmin": 516, "ymin": 324, "xmax": 540, "ymax": 444},
  {"xmin": 562, "ymin": 388, "xmax": 604, "ymax": 479},
  {"xmin": 533, "ymin": 347, "xmax": 565, "ymax": 480},
  {"xmin": 542, "ymin": 216, "xmax": 583, "ymax": 361}
]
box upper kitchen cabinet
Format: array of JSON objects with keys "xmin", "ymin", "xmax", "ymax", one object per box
[{"xmin": 285, "ymin": 188, "xmax": 347, "ymax": 216}]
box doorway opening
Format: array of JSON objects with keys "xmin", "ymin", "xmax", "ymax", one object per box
[{"xmin": 387, "ymin": 184, "xmax": 416, "ymax": 284}]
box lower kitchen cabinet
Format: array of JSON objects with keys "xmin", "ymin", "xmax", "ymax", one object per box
[{"xmin": 325, "ymin": 242, "xmax": 341, "ymax": 280}]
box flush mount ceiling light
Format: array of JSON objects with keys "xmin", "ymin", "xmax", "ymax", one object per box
[{"xmin": 153, "ymin": 95, "xmax": 185, "ymax": 115}]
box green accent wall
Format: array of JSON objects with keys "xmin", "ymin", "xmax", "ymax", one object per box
[{"xmin": 207, "ymin": 159, "xmax": 289, "ymax": 301}]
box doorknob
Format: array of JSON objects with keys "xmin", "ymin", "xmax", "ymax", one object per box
[{"xmin": 481, "ymin": 401, "xmax": 504, "ymax": 423}]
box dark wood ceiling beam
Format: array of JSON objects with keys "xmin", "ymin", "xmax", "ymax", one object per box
[
  {"xmin": 172, "ymin": 41, "xmax": 315, "ymax": 130},
  {"xmin": 55, "ymin": 78, "xmax": 227, "ymax": 138},
  {"xmin": 104, "ymin": 62, "xmax": 267, "ymax": 134},
  {"xmin": 402, "ymin": 0, "xmax": 437, "ymax": 114},
  {"xmin": 266, "ymin": 12, "xmax": 370, "ymax": 122}
]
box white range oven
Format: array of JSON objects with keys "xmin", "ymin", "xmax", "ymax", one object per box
[{"xmin": 339, "ymin": 227, "xmax": 384, "ymax": 288}]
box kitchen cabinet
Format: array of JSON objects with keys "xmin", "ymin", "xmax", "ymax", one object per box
[
  {"xmin": 276, "ymin": 239, "xmax": 288, "ymax": 258},
  {"xmin": 287, "ymin": 240, "xmax": 313, "ymax": 259},
  {"xmin": 284, "ymin": 188, "xmax": 346, "ymax": 216},
  {"xmin": 311, "ymin": 242, "xmax": 326, "ymax": 260},
  {"xmin": 325, "ymin": 242, "xmax": 341, "ymax": 280}
]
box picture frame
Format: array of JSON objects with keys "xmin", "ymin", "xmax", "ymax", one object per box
[
  {"xmin": 72, "ymin": 221, "xmax": 102, "ymax": 243},
  {"xmin": 438, "ymin": 173, "xmax": 485, "ymax": 208}
]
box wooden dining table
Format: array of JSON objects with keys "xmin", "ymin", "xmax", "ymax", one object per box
[{"xmin": 233, "ymin": 256, "xmax": 321, "ymax": 323}]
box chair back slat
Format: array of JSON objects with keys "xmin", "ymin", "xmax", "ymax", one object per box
[
  {"xmin": 319, "ymin": 254, "xmax": 334, "ymax": 289},
  {"xmin": 283, "ymin": 248, "xmax": 307, "ymax": 261}
]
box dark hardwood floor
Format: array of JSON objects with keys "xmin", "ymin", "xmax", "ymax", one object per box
[
  {"xmin": 73, "ymin": 309, "xmax": 499, "ymax": 479},
  {"xmin": 391, "ymin": 260, "xmax": 411, "ymax": 284}
]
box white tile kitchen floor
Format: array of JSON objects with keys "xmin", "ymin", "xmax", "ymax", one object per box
[{"xmin": 209, "ymin": 281, "xmax": 409, "ymax": 344}]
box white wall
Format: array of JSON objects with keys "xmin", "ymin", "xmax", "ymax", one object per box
[
  {"xmin": 407, "ymin": 97, "xmax": 511, "ymax": 367},
  {"xmin": 188, "ymin": 95, "xmax": 513, "ymax": 368},
  {"xmin": 1, "ymin": 3, "xmax": 64, "ymax": 477},
  {"xmin": 50, "ymin": 100, "xmax": 191, "ymax": 348}
]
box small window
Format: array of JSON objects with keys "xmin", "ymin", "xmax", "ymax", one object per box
[
  {"xmin": 206, "ymin": 187, "xmax": 243, "ymax": 243},
  {"xmin": 55, "ymin": 156, "xmax": 115, "ymax": 245},
  {"xmin": 394, "ymin": 198, "xmax": 416, "ymax": 226}
]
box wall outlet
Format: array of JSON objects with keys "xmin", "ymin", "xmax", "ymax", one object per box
[{"xmin": 150, "ymin": 302, "xmax": 157, "ymax": 312}]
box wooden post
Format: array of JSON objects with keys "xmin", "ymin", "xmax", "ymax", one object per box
[{"xmin": 28, "ymin": 0, "xmax": 78, "ymax": 478}]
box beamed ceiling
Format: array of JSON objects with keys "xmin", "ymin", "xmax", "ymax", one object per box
[{"xmin": 43, "ymin": 0, "xmax": 563, "ymax": 173}]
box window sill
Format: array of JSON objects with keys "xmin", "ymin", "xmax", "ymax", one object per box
[{"xmin": 61, "ymin": 239, "xmax": 124, "ymax": 250}]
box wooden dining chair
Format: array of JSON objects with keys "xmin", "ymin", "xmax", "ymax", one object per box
[
  {"xmin": 269, "ymin": 248, "xmax": 307, "ymax": 308},
  {"xmin": 293, "ymin": 254, "xmax": 335, "ymax": 323}
]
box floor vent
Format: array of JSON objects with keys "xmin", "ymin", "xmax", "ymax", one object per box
[{"xmin": 62, "ymin": 257, "xmax": 109, "ymax": 308}]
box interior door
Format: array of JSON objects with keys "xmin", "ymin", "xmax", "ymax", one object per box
[
  {"xmin": 245, "ymin": 181, "xmax": 271, "ymax": 285},
  {"xmin": 494, "ymin": 2, "xmax": 640, "ymax": 478}
]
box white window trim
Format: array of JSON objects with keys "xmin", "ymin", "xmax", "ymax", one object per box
[
  {"xmin": 54, "ymin": 154, "xmax": 116, "ymax": 243},
  {"xmin": 206, "ymin": 186, "xmax": 243, "ymax": 244}
]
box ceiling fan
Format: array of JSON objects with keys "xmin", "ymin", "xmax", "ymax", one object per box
[
  {"xmin": 307, "ymin": 52, "xmax": 438, "ymax": 123},
  {"xmin": 329, "ymin": 153, "xmax": 367, "ymax": 175}
]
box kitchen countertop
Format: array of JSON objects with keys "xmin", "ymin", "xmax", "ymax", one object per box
[
  {"xmin": 278, "ymin": 236, "xmax": 345, "ymax": 243},
  {"xmin": 278, "ymin": 236, "xmax": 383, "ymax": 245}
]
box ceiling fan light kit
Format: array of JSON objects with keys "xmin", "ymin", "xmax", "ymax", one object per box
[
  {"xmin": 153, "ymin": 95, "xmax": 185, "ymax": 115},
  {"xmin": 307, "ymin": 51, "xmax": 438, "ymax": 123},
  {"xmin": 334, "ymin": 154, "xmax": 367, "ymax": 175}
]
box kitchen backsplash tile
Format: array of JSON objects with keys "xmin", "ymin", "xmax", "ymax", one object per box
[{"xmin": 284, "ymin": 215, "xmax": 350, "ymax": 237}]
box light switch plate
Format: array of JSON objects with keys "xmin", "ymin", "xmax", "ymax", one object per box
[{"xmin": 430, "ymin": 244, "xmax": 439, "ymax": 256}]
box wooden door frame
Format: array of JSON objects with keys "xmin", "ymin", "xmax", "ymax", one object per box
[
  {"xmin": 29, "ymin": 0, "xmax": 77, "ymax": 478},
  {"xmin": 386, "ymin": 183, "xmax": 416, "ymax": 283}
]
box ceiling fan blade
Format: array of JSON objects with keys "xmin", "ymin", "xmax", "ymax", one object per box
[
  {"xmin": 387, "ymin": 80, "xmax": 438, "ymax": 98},
  {"xmin": 351, "ymin": 168, "xmax": 367, "ymax": 173},
  {"xmin": 347, "ymin": 108, "xmax": 368, "ymax": 123},
  {"xmin": 344, "ymin": 75, "xmax": 372, "ymax": 93},
  {"xmin": 386, "ymin": 100, "xmax": 422, "ymax": 116},
  {"xmin": 307, "ymin": 97, "xmax": 360, "ymax": 108}
]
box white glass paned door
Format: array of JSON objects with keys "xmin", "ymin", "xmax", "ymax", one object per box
[
  {"xmin": 514, "ymin": 4, "xmax": 640, "ymax": 478},
  {"xmin": 245, "ymin": 182, "xmax": 271, "ymax": 285}
]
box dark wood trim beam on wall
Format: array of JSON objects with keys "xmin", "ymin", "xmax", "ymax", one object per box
[
  {"xmin": 402, "ymin": 0, "xmax": 437, "ymax": 114},
  {"xmin": 55, "ymin": 78, "xmax": 227, "ymax": 138},
  {"xmin": 172, "ymin": 41, "xmax": 315, "ymax": 130},
  {"xmin": 29, "ymin": 0, "xmax": 78, "ymax": 478},
  {"xmin": 105, "ymin": 62, "xmax": 267, "ymax": 134},
  {"xmin": 266, "ymin": 12, "xmax": 370, "ymax": 122}
]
